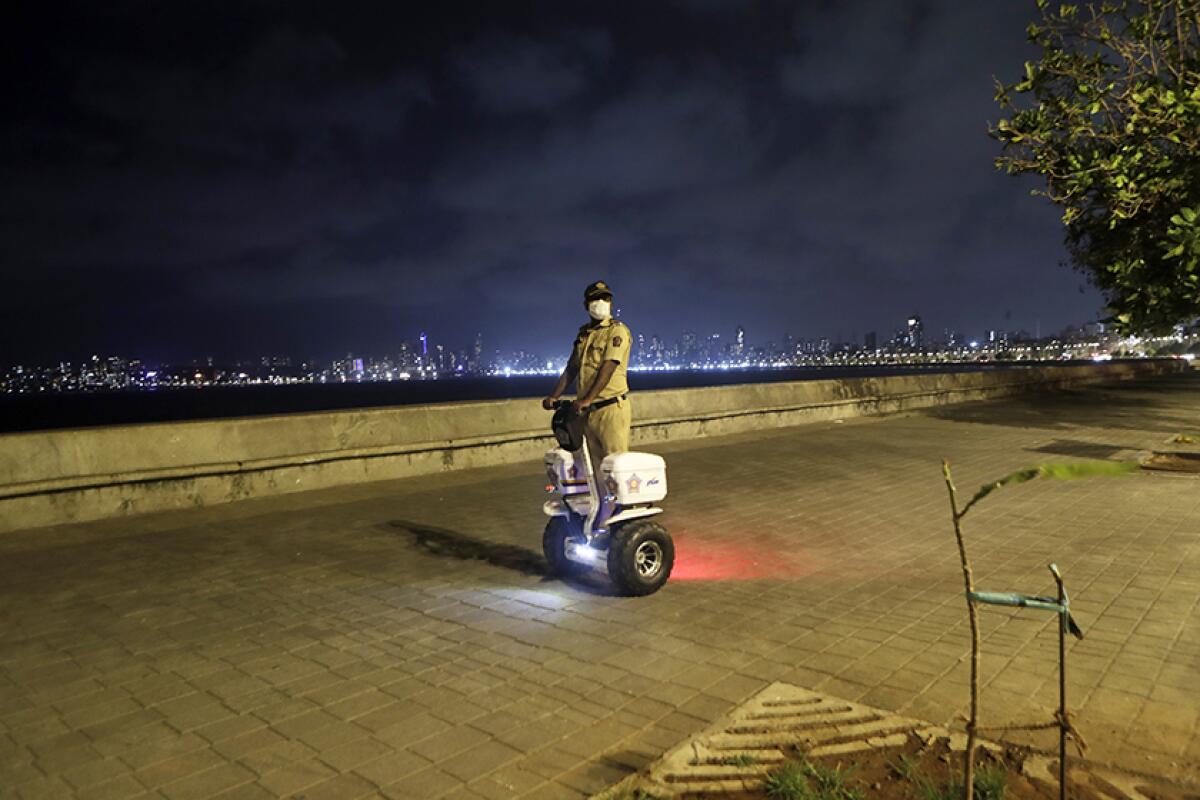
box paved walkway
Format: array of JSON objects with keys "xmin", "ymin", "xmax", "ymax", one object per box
[{"xmin": 1, "ymin": 372, "xmax": 1198, "ymax": 799}]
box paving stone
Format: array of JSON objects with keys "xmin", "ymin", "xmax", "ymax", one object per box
[
  {"xmin": 556, "ymin": 758, "xmax": 635, "ymax": 794},
  {"xmin": 469, "ymin": 763, "xmax": 547, "ymax": 797},
  {"xmin": 1, "ymin": 759, "xmax": 46, "ymax": 786},
  {"xmin": 494, "ymin": 714, "xmax": 578, "ymax": 752},
  {"xmin": 704, "ymin": 673, "xmax": 767, "ymax": 703},
  {"xmin": 269, "ymin": 709, "xmax": 367, "ymax": 750},
  {"xmin": 352, "ymin": 747, "xmax": 432, "ymax": 786},
  {"xmin": 30, "ymin": 741, "xmax": 101, "ymax": 773},
  {"xmin": 83, "ymin": 774, "xmax": 154, "ymax": 800},
  {"xmin": 237, "ymin": 738, "xmax": 318, "ymax": 776},
  {"xmin": 469, "ymin": 708, "xmax": 530, "ymax": 737},
  {"xmin": 254, "ymin": 759, "xmax": 337, "ymax": 796},
  {"xmin": 408, "ymin": 725, "xmax": 491, "ymax": 763},
  {"xmin": 439, "ymin": 739, "xmax": 523, "ymax": 782},
  {"xmin": 211, "ymin": 726, "xmax": 287, "ymax": 759},
  {"xmin": 105, "ymin": 728, "xmax": 209, "ymax": 768},
  {"xmin": 195, "ymin": 714, "xmax": 267, "ymax": 745},
  {"xmin": 158, "ymin": 762, "xmax": 256, "ymax": 800},
  {"xmin": 208, "ymin": 781, "xmax": 276, "ymax": 800},
  {"xmin": 13, "ymin": 775, "xmax": 75, "ymax": 800},
  {"xmin": 517, "ymin": 780, "xmax": 587, "ymax": 799},
  {"xmin": 323, "ymin": 688, "xmax": 396, "ymax": 721},
  {"xmin": 60, "ymin": 755, "xmax": 131, "ymax": 790},
  {"xmin": 516, "ymin": 745, "xmax": 587, "ymax": 781},
  {"xmin": 292, "ymin": 771, "xmax": 378, "ymax": 800},
  {"xmin": 132, "ymin": 746, "xmax": 226, "ymax": 789},
  {"xmin": 154, "ymin": 693, "xmax": 236, "ymax": 732},
  {"xmin": 372, "ymin": 711, "xmax": 454, "ymax": 748},
  {"xmin": 316, "ymin": 734, "xmax": 392, "ymax": 772},
  {"xmin": 382, "ymin": 765, "xmax": 461, "ymax": 799}
]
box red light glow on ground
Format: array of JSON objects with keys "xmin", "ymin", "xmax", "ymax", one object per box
[{"xmin": 670, "ymin": 539, "xmax": 824, "ymax": 581}]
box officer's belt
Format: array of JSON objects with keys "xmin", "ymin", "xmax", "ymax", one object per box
[{"xmin": 590, "ymin": 393, "xmax": 627, "ymax": 410}]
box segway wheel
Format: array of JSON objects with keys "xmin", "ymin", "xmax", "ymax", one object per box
[
  {"xmin": 543, "ymin": 517, "xmax": 590, "ymax": 578},
  {"xmin": 608, "ymin": 520, "xmax": 674, "ymax": 596}
]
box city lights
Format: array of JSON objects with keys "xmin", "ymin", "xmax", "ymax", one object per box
[{"xmin": 2, "ymin": 318, "xmax": 1194, "ymax": 397}]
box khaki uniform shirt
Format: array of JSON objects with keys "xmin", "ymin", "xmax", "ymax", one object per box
[{"xmin": 573, "ymin": 318, "xmax": 631, "ymax": 401}]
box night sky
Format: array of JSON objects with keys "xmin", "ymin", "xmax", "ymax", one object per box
[{"xmin": 2, "ymin": 1, "xmax": 1104, "ymax": 366}]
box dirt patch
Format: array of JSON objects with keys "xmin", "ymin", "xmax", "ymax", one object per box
[
  {"xmin": 596, "ymin": 683, "xmax": 1199, "ymax": 800},
  {"xmin": 664, "ymin": 733, "xmax": 1198, "ymax": 800},
  {"xmin": 1141, "ymin": 451, "xmax": 1200, "ymax": 473}
]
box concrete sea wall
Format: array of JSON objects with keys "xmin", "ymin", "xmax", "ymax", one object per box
[{"xmin": 0, "ymin": 361, "xmax": 1185, "ymax": 534}]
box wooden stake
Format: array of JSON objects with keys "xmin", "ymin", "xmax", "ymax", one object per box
[{"xmin": 942, "ymin": 460, "xmax": 978, "ymax": 800}]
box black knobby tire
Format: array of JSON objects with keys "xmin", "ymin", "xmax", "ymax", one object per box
[
  {"xmin": 542, "ymin": 517, "xmax": 590, "ymax": 577},
  {"xmin": 607, "ymin": 520, "xmax": 674, "ymax": 596}
]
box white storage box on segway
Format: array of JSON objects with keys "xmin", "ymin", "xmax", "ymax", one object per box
[
  {"xmin": 544, "ymin": 448, "xmax": 586, "ymax": 493},
  {"xmin": 601, "ymin": 452, "xmax": 667, "ymax": 504}
]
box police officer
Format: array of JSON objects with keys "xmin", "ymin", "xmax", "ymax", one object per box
[{"xmin": 542, "ymin": 281, "xmax": 632, "ymax": 479}]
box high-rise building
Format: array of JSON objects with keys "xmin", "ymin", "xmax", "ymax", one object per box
[
  {"xmin": 706, "ymin": 333, "xmax": 722, "ymax": 362},
  {"xmin": 734, "ymin": 325, "xmax": 745, "ymax": 357},
  {"xmin": 650, "ymin": 334, "xmax": 663, "ymax": 364},
  {"xmin": 864, "ymin": 331, "xmax": 877, "ymax": 350},
  {"xmin": 906, "ymin": 316, "xmax": 924, "ymax": 351},
  {"xmin": 681, "ymin": 331, "xmax": 698, "ymax": 361}
]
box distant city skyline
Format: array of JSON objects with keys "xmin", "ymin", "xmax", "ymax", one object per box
[
  {"xmin": 2, "ymin": 309, "xmax": 1104, "ymax": 374},
  {"xmin": 10, "ymin": 310, "xmax": 1189, "ymax": 399}
]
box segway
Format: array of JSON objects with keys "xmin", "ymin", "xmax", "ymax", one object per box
[{"xmin": 542, "ymin": 400, "xmax": 674, "ymax": 595}]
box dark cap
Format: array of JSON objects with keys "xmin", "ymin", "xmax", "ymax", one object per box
[{"xmin": 584, "ymin": 280, "xmax": 613, "ymax": 301}]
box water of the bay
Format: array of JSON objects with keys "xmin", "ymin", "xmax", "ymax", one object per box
[{"xmin": 0, "ymin": 361, "xmax": 1095, "ymax": 433}]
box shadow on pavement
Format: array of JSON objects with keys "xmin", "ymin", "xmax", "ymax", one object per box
[
  {"xmin": 385, "ymin": 519, "xmax": 548, "ymax": 576},
  {"xmin": 382, "ymin": 519, "xmax": 624, "ymax": 595},
  {"xmin": 924, "ymin": 375, "xmax": 1199, "ymax": 434},
  {"xmin": 1026, "ymin": 439, "xmax": 1129, "ymax": 459}
]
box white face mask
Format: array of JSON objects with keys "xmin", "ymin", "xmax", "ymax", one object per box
[{"xmin": 587, "ymin": 299, "xmax": 612, "ymax": 320}]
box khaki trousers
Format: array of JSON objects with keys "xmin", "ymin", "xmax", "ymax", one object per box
[{"xmin": 584, "ymin": 396, "xmax": 632, "ymax": 480}]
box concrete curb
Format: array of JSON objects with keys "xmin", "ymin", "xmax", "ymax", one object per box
[{"xmin": 0, "ymin": 361, "xmax": 1185, "ymax": 533}]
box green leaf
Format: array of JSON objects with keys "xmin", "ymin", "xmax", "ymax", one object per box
[
  {"xmin": 1034, "ymin": 461, "xmax": 1138, "ymax": 480},
  {"xmin": 959, "ymin": 461, "xmax": 1137, "ymax": 517}
]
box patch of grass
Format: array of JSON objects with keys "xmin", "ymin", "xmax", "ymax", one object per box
[
  {"xmin": 807, "ymin": 760, "xmax": 863, "ymax": 800},
  {"xmin": 765, "ymin": 761, "xmax": 814, "ymax": 800},
  {"xmin": 764, "ymin": 758, "xmax": 862, "ymax": 800},
  {"xmin": 717, "ymin": 753, "xmax": 759, "ymax": 767},
  {"xmin": 914, "ymin": 772, "xmax": 961, "ymax": 800},
  {"xmin": 912, "ymin": 764, "xmax": 1008, "ymax": 800},
  {"xmin": 973, "ymin": 764, "xmax": 1008, "ymax": 800}
]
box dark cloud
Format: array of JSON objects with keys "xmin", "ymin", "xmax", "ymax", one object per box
[
  {"xmin": 452, "ymin": 30, "xmax": 612, "ymax": 113},
  {"xmin": 0, "ymin": 0, "xmax": 1101, "ymax": 365},
  {"xmin": 437, "ymin": 63, "xmax": 764, "ymax": 211}
]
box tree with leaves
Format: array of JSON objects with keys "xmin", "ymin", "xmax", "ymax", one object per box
[{"xmin": 992, "ymin": 1, "xmax": 1200, "ymax": 334}]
